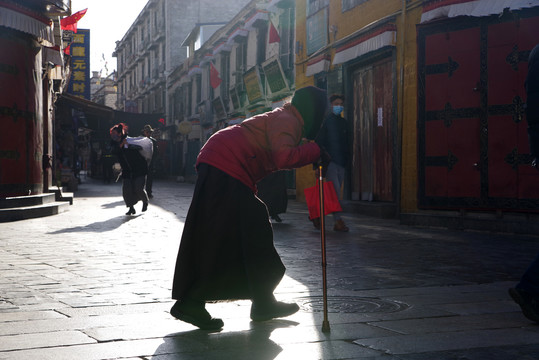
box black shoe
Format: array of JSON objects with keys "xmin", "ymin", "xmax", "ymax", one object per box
[
  {"xmin": 148, "ymin": 194, "xmax": 153, "ymax": 199},
  {"xmin": 250, "ymin": 300, "xmax": 299, "ymax": 321},
  {"xmin": 170, "ymin": 300, "xmax": 224, "ymax": 330},
  {"xmin": 272, "ymin": 215, "xmax": 282, "ymax": 223},
  {"xmin": 142, "ymin": 202, "xmax": 148, "ymax": 212},
  {"xmin": 126, "ymin": 206, "xmax": 136, "ymax": 215},
  {"xmin": 509, "ymin": 288, "xmax": 539, "ymax": 323}
]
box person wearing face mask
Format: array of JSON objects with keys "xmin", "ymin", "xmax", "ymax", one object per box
[{"xmin": 314, "ymin": 94, "xmax": 350, "ymax": 232}]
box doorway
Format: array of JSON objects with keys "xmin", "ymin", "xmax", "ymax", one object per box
[{"xmin": 351, "ymin": 55, "xmax": 396, "ymax": 202}]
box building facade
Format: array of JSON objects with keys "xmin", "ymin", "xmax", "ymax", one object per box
[
  {"xmin": 113, "ymin": 0, "xmax": 251, "ymax": 120},
  {"xmin": 167, "ymin": 0, "xmax": 296, "ymax": 180},
  {"xmin": 91, "ymin": 71, "xmax": 118, "ymax": 109},
  {"xmin": 112, "ymin": 0, "xmax": 539, "ymax": 224},
  {"xmin": 295, "ymin": 0, "xmax": 539, "ymax": 219},
  {"xmin": 0, "ymin": 0, "xmax": 71, "ymax": 196}
]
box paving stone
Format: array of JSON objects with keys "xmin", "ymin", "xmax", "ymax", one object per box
[
  {"xmin": 0, "ymin": 310, "xmax": 66, "ymax": 323},
  {"xmin": 1, "ymin": 179, "xmax": 539, "ymax": 359},
  {"xmin": 354, "ymin": 328, "xmax": 539, "ymax": 355},
  {"xmin": 0, "ymin": 330, "xmax": 95, "ymax": 351},
  {"xmin": 0, "ymin": 338, "xmax": 167, "ymax": 360},
  {"xmin": 368, "ymin": 311, "xmax": 531, "ymax": 334}
]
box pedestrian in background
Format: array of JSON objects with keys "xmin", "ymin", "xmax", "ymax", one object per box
[
  {"xmin": 142, "ymin": 124, "xmax": 158, "ymax": 198},
  {"xmin": 509, "ymin": 43, "xmax": 539, "ymax": 323},
  {"xmin": 314, "ymin": 94, "xmax": 350, "ymax": 232},
  {"xmin": 110, "ymin": 123, "xmax": 151, "ymax": 216},
  {"xmin": 170, "ymin": 86, "xmax": 330, "ymax": 330}
]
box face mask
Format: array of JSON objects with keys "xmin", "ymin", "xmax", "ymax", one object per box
[{"xmin": 332, "ymin": 105, "xmax": 344, "ymax": 116}]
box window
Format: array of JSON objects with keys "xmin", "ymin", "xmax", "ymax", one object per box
[
  {"xmin": 186, "ymin": 82, "xmax": 192, "ymax": 117},
  {"xmin": 306, "ymin": 7, "xmax": 328, "ymax": 55},
  {"xmin": 162, "ymin": 88, "xmax": 166, "ymax": 111},
  {"xmin": 307, "ymin": 0, "xmax": 329, "ymax": 16},
  {"xmin": 279, "ymin": 7, "xmax": 295, "ymax": 76},
  {"xmin": 195, "ymin": 74, "xmax": 202, "ymax": 104},
  {"xmin": 342, "ymin": 0, "xmax": 368, "ymax": 12},
  {"xmin": 220, "ymin": 53, "xmax": 230, "ymax": 111},
  {"xmin": 257, "ymin": 24, "xmax": 268, "ymax": 65},
  {"xmin": 236, "ymin": 40, "xmax": 247, "ymax": 90}
]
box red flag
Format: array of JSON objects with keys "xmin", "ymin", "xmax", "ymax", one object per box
[
  {"xmin": 269, "ymin": 21, "xmax": 280, "ymax": 44},
  {"xmin": 60, "ymin": 8, "xmax": 87, "ymax": 33},
  {"xmin": 63, "ymin": 44, "xmax": 71, "ymax": 55},
  {"xmin": 210, "ymin": 62, "xmax": 222, "ymax": 89}
]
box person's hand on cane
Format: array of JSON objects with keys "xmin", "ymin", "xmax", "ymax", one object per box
[{"xmin": 314, "ymin": 147, "xmax": 331, "ymax": 178}]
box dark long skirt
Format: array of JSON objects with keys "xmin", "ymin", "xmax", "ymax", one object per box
[
  {"xmin": 122, "ymin": 175, "xmax": 148, "ymax": 207},
  {"xmin": 257, "ymin": 171, "xmax": 288, "ymax": 217},
  {"xmin": 172, "ymin": 164, "xmax": 285, "ymax": 302}
]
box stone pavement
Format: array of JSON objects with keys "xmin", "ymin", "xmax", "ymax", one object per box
[{"xmin": 0, "ymin": 177, "xmax": 539, "ymax": 359}]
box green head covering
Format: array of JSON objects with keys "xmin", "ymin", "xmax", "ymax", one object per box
[{"xmin": 291, "ymin": 86, "xmax": 329, "ymax": 140}]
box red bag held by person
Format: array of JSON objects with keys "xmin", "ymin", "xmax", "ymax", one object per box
[{"xmin": 304, "ymin": 181, "xmax": 342, "ymax": 220}]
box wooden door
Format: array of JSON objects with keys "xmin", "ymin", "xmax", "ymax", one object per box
[{"xmin": 352, "ymin": 56, "xmax": 395, "ymax": 202}]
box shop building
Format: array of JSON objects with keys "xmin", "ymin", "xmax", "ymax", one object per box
[
  {"xmin": 113, "ymin": 0, "xmax": 252, "ymax": 176},
  {"xmin": 167, "ymin": 0, "xmax": 296, "ymax": 182},
  {"xmin": 91, "ymin": 71, "xmax": 118, "ymax": 109},
  {"xmin": 0, "ymin": 0, "xmax": 71, "ymax": 197},
  {"xmin": 295, "ymin": 0, "xmax": 539, "ymax": 226}
]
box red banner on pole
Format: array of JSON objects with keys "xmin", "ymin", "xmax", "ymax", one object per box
[
  {"xmin": 60, "ymin": 8, "xmax": 87, "ymax": 33},
  {"xmin": 210, "ymin": 62, "xmax": 222, "ymax": 89},
  {"xmin": 269, "ymin": 21, "xmax": 280, "ymax": 44}
]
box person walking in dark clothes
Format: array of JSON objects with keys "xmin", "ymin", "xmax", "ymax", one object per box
[
  {"xmin": 110, "ymin": 123, "xmax": 151, "ymax": 215},
  {"xmin": 170, "ymin": 86, "xmax": 330, "ymax": 330},
  {"xmin": 142, "ymin": 124, "xmax": 158, "ymax": 198},
  {"xmin": 509, "ymin": 44, "xmax": 539, "ymax": 323},
  {"xmin": 314, "ymin": 94, "xmax": 350, "ymax": 232}
]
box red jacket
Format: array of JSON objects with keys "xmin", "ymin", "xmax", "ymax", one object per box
[{"xmin": 197, "ymin": 103, "xmax": 321, "ymax": 192}]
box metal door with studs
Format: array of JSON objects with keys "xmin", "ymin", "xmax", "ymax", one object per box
[{"xmin": 417, "ymin": 10, "xmax": 539, "ymax": 211}]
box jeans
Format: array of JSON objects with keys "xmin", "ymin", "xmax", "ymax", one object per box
[{"xmin": 325, "ymin": 162, "xmax": 345, "ymax": 221}]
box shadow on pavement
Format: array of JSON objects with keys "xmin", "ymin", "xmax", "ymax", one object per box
[
  {"xmin": 152, "ymin": 320, "xmax": 299, "ymax": 359},
  {"xmin": 47, "ymin": 214, "xmax": 139, "ymax": 234},
  {"xmin": 100, "ymin": 200, "xmax": 126, "ymax": 209}
]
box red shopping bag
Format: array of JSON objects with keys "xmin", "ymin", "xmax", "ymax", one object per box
[{"xmin": 304, "ymin": 181, "xmax": 342, "ymax": 220}]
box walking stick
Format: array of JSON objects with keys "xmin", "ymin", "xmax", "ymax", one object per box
[{"xmin": 319, "ymin": 165, "xmax": 331, "ymax": 333}]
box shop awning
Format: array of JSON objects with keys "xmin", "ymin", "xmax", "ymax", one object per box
[
  {"xmin": 421, "ymin": 0, "xmax": 539, "ymax": 23},
  {"xmin": 305, "ymin": 55, "xmax": 330, "ymax": 77},
  {"xmin": 226, "ymin": 27, "xmax": 249, "ymax": 45},
  {"xmin": 333, "ymin": 25, "xmax": 396, "ymax": 66},
  {"xmin": 57, "ymin": 93, "xmax": 163, "ymax": 136},
  {"xmin": 0, "ymin": 3, "xmax": 54, "ymax": 45},
  {"xmin": 43, "ymin": 46, "xmax": 63, "ymax": 66},
  {"xmin": 244, "ymin": 10, "xmax": 269, "ymax": 31},
  {"xmin": 212, "ymin": 41, "xmax": 233, "ymax": 56},
  {"xmin": 199, "ymin": 53, "xmax": 214, "ymax": 66},
  {"xmin": 187, "ymin": 66, "xmax": 202, "ymax": 77}
]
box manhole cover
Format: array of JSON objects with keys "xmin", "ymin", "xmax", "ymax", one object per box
[{"xmin": 298, "ymin": 296, "xmax": 409, "ymax": 313}]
